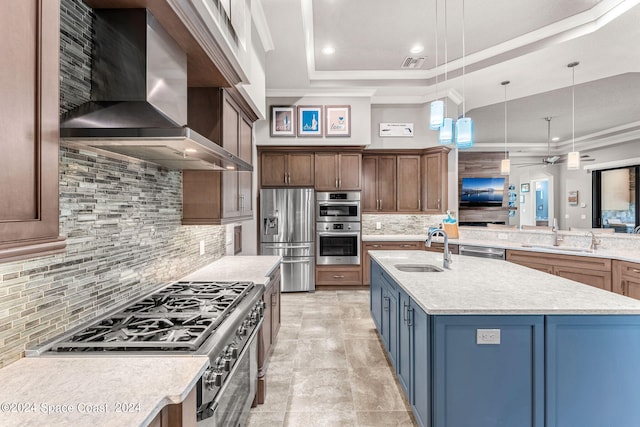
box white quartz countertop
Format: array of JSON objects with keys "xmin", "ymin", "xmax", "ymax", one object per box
[
  {"xmin": 370, "ymin": 250, "xmax": 640, "ymax": 315},
  {"xmin": 0, "ymin": 255, "xmax": 282, "ymax": 427},
  {"xmin": 0, "ymin": 356, "xmax": 208, "ymax": 427}
]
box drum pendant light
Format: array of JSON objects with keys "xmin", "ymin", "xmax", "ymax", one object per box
[
  {"xmin": 455, "ymin": 0, "xmax": 473, "ymax": 148},
  {"xmin": 500, "ymin": 81, "xmax": 510, "ymax": 175},
  {"xmin": 429, "ymin": 0, "xmax": 443, "ymax": 130},
  {"xmin": 567, "ymin": 61, "xmax": 580, "ymax": 170}
]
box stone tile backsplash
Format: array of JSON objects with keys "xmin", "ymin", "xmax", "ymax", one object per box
[{"xmin": 362, "ymin": 214, "xmax": 448, "ymax": 235}]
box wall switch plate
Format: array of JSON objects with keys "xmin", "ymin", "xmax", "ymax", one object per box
[
  {"xmin": 376, "ymin": 222, "xmax": 382, "ymax": 230},
  {"xmin": 199, "ymin": 240, "xmax": 205, "ymax": 255},
  {"xmin": 477, "ymin": 329, "xmax": 501, "ymax": 345},
  {"xmin": 581, "ymin": 214, "xmax": 586, "ymax": 220},
  {"xmin": 498, "ymin": 233, "xmax": 508, "ymax": 240}
]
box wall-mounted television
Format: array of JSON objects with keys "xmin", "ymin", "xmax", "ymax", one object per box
[{"xmin": 460, "ymin": 177, "xmax": 506, "ymax": 207}]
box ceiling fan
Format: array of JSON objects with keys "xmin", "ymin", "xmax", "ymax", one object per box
[{"xmin": 514, "ymin": 117, "xmax": 595, "ymax": 168}]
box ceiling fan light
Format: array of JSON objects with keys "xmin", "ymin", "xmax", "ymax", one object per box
[
  {"xmin": 455, "ymin": 117, "xmax": 474, "ymax": 149},
  {"xmin": 430, "ymin": 100, "xmax": 444, "ymax": 130},
  {"xmin": 567, "ymin": 151, "xmax": 581, "ymax": 170},
  {"xmin": 500, "ymin": 158, "xmax": 511, "ymax": 175},
  {"xmin": 439, "ymin": 118, "xmax": 454, "ymax": 144}
]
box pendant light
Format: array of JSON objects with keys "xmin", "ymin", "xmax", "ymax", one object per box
[
  {"xmin": 438, "ymin": 0, "xmax": 454, "ymax": 144},
  {"xmin": 429, "ymin": 0, "xmax": 444, "ymax": 130},
  {"xmin": 567, "ymin": 61, "xmax": 580, "ymax": 170},
  {"xmin": 455, "ymin": 0, "xmax": 473, "ymax": 148},
  {"xmin": 500, "ymin": 80, "xmax": 510, "ymax": 175}
]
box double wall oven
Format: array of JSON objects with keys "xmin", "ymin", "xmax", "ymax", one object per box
[{"xmin": 316, "ymin": 191, "xmax": 361, "ymax": 265}]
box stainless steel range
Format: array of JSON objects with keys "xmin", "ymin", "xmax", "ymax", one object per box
[{"xmin": 26, "ymin": 280, "xmax": 264, "ymax": 426}]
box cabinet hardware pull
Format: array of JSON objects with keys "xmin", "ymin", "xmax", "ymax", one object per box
[
  {"xmin": 288, "ymin": 174, "xmax": 291, "ymax": 184},
  {"xmin": 332, "ymin": 275, "xmax": 345, "ymax": 278},
  {"xmin": 437, "ymin": 199, "xmax": 440, "ymax": 209},
  {"xmin": 408, "ymin": 308, "xmax": 414, "ymax": 327},
  {"xmin": 383, "ymin": 296, "xmax": 390, "ymax": 311},
  {"xmin": 418, "ymin": 199, "xmax": 421, "ymax": 210},
  {"xmin": 372, "ymin": 245, "xmax": 380, "ymax": 248},
  {"xmin": 632, "ymin": 269, "xmax": 640, "ymax": 274},
  {"xmin": 403, "ymin": 302, "xmax": 409, "ymax": 323},
  {"xmin": 338, "ymin": 178, "xmax": 341, "ymax": 188},
  {"xmin": 380, "ymin": 199, "xmax": 383, "ymax": 210},
  {"xmin": 335, "ymin": 178, "xmax": 338, "ymax": 188}
]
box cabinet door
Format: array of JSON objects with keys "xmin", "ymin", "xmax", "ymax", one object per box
[
  {"xmin": 411, "ymin": 302, "xmax": 430, "ymax": 427},
  {"xmin": 314, "ymin": 153, "xmax": 339, "ymax": 190},
  {"xmin": 397, "ymin": 289, "xmax": 412, "ymax": 397},
  {"xmin": 238, "ymin": 118, "xmax": 253, "ymax": 213},
  {"xmin": 378, "ymin": 156, "xmax": 397, "ymax": 212},
  {"xmin": 370, "ymin": 262, "xmax": 384, "ymax": 331},
  {"xmin": 261, "ymin": 153, "xmax": 288, "ymax": 187},
  {"xmin": 554, "ymin": 265, "xmax": 612, "ymax": 291},
  {"xmin": 612, "ymin": 260, "xmax": 640, "ymax": 300},
  {"xmin": 0, "ymin": 0, "xmax": 65, "ymax": 261},
  {"xmin": 260, "ymin": 286, "xmax": 273, "ymax": 365},
  {"xmin": 362, "ymin": 156, "xmax": 379, "ymax": 212},
  {"xmin": 422, "ymin": 151, "xmax": 447, "ymax": 213},
  {"xmin": 397, "ymin": 155, "xmax": 421, "ymax": 212},
  {"xmin": 270, "ymin": 283, "xmax": 281, "ymax": 343},
  {"xmin": 338, "ymin": 153, "xmax": 361, "ymax": 190},
  {"xmin": 222, "ymin": 97, "xmax": 239, "ymax": 154},
  {"xmin": 287, "ymin": 153, "xmax": 315, "ymax": 186}
]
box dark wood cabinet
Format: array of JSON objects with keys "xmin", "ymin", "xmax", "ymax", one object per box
[
  {"xmin": 315, "ymin": 265, "xmax": 363, "ymax": 287},
  {"xmin": 183, "ymin": 89, "xmax": 253, "ymax": 225},
  {"xmin": 506, "ymin": 250, "xmax": 612, "ymax": 291},
  {"xmin": 314, "ymin": 153, "xmax": 361, "ymax": 190},
  {"xmin": 0, "ymin": 0, "xmax": 66, "ymax": 261},
  {"xmin": 397, "ymin": 155, "xmax": 421, "ymax": 212},
  {"xmin": 256, "ymin": 266, "xmax": 281, "ymax": 405},
  {"xmin": 422, "ymin": 149, "xmax": 448, "ymax": 213},
  {"xmin": 260, "ymin": 152, "xmax": 315, "ymax": 187},
  {"xmin": 613, "ymin": 260, "xmax": 640, "ymax": 300},
  {"xmin": 362, "ymin": 155, "xmax": 396, "ymax": 212}
]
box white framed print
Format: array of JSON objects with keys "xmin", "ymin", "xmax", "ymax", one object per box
[{"xmin": 325, "ymin": 105, "xmax": 351, "ymax": 137}]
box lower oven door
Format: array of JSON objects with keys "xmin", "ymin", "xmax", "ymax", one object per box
[
  {"xmin": 316, "ymin": 232, "xmax": 361, "ymax": 265},
  {"xmin": 197, "ymin": 323, "xmax": 260, "ymax": 427}
]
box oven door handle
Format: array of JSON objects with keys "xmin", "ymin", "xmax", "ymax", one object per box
[
  {"xmin": 318, "ymin": 201, "xmax": 358, "ymax": 206},
  {"xmin": 318, "ymin": 232, "xmax": 360, "ymax": 237}
]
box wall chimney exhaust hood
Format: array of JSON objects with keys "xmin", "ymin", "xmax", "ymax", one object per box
[{"xmin": 60, "ymin": 9, "xmax": 252, "ymax": 172}]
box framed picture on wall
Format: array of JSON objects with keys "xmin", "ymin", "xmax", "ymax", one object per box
[
  {"xmin": 521, "ymin": 183, "xmax": 530, "ymax": 193},
  {"xmin": 325, "ymin": 105, "xmax": 351, "ymax": 137},
  {"xmin": 568, "ymin": 190, "xmax": 579, "ymax": 205},
  {"xmin": 297, "ymin": 106, "xmax": 323, "ymax": 136},
  {"xmin": 270, "ymin": 106, "xmax": 296, "ymax": 137}
]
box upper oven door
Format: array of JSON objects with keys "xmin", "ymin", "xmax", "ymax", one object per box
[{"xmin": 316, "ymin": 192, "xmax": 361, "ymax": 222}]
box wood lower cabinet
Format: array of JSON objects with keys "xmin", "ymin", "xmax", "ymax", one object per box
[
  {"xmin": 256, "ymin": 266, "xmax": 281, "ymax": 405},
  {"xmin": 362, "ymin": 155, "xmax": 396, "ymax": 212},
  {"xmin": 0, "ymin": 0, "xmax": 65, "ymax": 261},
  {"xmin": 316, "ymin": 265, "xmax": 363, "ymax": 287},
  {"xmin": 506, "ymin": 250, "xmax": 612, "ymax": 291},
  {"xmin": 397, "ymin": 155, "xmax": 421, "ymax": 212},
  {"xmin": 613, "ymin": 260, "xmax": 640, "ymax": 300},
  {"xmin": 363, "ymin": 241, "xmax": 423, "ymax": 285},
  {"xmin": 148, "ymin": 386, "xmax": 197, "ymax": 427},
  {"xmin": 314, "ymin": 153, "xmax": 361, "ymax": 190},
  {"xmin": 260, "ymin": 152, "xmax": 315, "ymax": 187},
  {"xmin": 424, "ymin": 242, "xmax": 459, "ymax": 255}
]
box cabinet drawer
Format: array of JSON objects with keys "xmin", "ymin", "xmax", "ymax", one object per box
[
  {"xmin": 316, "ymin": 266, "xmax": 362, "ymax": 285},
  {"xmin": 617, "ymin": 261, "xmax": 640, "ymax": 280}
]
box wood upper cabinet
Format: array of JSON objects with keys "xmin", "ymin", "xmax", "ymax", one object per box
[
  {"xmin": 183, "ymin": 88, "xmax": 253, "ymax": 224},
  {"xmin": 0, "ymin": 0, "xmax": 66, "ymax": 262},
  {"xmin": 397, "ymin": 155, "xmax": 421, "ymax": 212},
  {"xmin": 362, "ymin": 155, "xmax": 396, "ymax": 212},
  {"xmin": 422, "ymin": 149, "xmax": 448, "ymax": 213},
  {"xmin": 260, "ymin": 152, "xmax": 315, "ymax": 187},
  {"xmin": 613, "ymin": 260, "xmax": 640, "ymax": 300},
  {"xmin": 314, "ymin": 153, "xmax": 361, "ymax": 190},
  {"xmin": 506, "ymin": 250, "xmax": 612, "ymax": 291}
]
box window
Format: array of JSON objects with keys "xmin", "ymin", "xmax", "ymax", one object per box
[{"xmin": 593, "ymin": 166, "xmax": 639, "ymax": 233}]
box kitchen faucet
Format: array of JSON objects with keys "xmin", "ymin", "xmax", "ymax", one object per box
[
  {"xmin": 426, "ymin": 229, "xmax": 452, "ymax": 269},
  {"xmin": 587, "ymin": 231, "xmax": 601, "ymax": 250},
  {"xmin": 552, "ymin": 218, "xmax": 563, "ymax": 246}
]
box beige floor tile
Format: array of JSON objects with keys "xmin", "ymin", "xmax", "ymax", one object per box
[
  {"xmin": 344, "ymin": 338, "xmax": 389, "ymax": 369},
  {"xmin": 284, "ymin": 410, "xmax": 357, "ymax": 427},
  {"xmin": 349, "ymin": 367, "xmax": 409, "ymax": 411},
  {"xmin": 297, "ymin": 318, "xmax": 343, "ymax": 339},
  {"xmin": 339, "ymin": 302, "xmax": 372, "ymax": 319},
  {"xmin": 288, "ymin": 368, "xmax": 355, "ymax": 412},
  {"xmin": 293, "ymin": 337, "xmax": 348, "ymax": 369},
  {"xmin": 247, "ymin": 411, "xmax": 287, "ymax": 426},
  {"xmin": 337, "ymin": 290, "xmax": 370, "ymax": 303},
  {"xmin": 277, "ymin": 321, "xmax": 302, "ymax": 340},
  {"xmin": 342, "ymin": 318, "xmax": 378, "ymax": 339},
  {"xmin": 251, "ymin": 377, "xmax": 291, "ymax": 413},
  {"xmin": 356, "ymin": 411, "xmax": 417, "ymax": 426}
]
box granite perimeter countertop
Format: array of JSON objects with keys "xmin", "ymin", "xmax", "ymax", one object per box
[
  {"xmin": 370, "ymin": 250, "xmax": 640, "ymax": 315},
  {"xmin": 0, "ymin": 255, "xmax": 282, "ymax": 427}
]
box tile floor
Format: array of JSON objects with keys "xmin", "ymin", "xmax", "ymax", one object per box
[{"xmin": 247, "ymin": 290, "xmax": 417, "ymax": 427}]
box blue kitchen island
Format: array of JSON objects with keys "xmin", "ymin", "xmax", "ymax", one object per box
[{"xmin": 369, "ymin": 250, "xmax": 640, "ymax": 427}]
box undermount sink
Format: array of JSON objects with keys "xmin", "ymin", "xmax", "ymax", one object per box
[
  {"xmin": 520, "ymin": 244, "xmax": 594, "ymax": 254},
  {"xmin": 394, "ymin": 264, "xmax": 444, "ymax": 273}
]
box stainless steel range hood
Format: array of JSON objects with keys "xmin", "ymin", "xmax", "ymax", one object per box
[{"xmin": 60, "ymin": 9, "xmax": 251, "ymax": 172}]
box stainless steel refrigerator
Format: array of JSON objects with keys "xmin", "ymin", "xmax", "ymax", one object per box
[{"xmin": 260, "ymin": 188, "xmax": 315, "ymax": 292}]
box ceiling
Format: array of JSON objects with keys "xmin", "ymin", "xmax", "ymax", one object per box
[{"xmin": 261, "ymin": 0, "xmax": 640, "ymax": 156}]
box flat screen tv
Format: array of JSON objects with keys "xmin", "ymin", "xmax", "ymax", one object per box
[{"xmin": 460, "ymin": 177, "xmax": 505, "ymax": 207}]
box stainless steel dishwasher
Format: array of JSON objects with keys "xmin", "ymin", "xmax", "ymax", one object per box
[{"xmin": 458, "ymin": 245, "xmax": 506, "ymax": 260}]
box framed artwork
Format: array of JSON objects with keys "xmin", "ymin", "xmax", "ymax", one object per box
[
  {"xmin": 521, "ymin": 183, "xmax": 530, "ymax": 193},
  {"xmin": 325, "ymin": 105, "xmax": 351, "ymax": 137},
  {"xmin": 568, "ymin": 190, "xmax": 579, "ymax": 205},
  {"xmin": 270, "ymin": 106, "xmax": 295, "ymax": 137},
  {"xmin": 297, "ymin": 106, "xmax": 323, "ymax": 136}
]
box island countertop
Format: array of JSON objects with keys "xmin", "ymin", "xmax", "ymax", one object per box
[{"xmin": 370, "ymin": 250, "xmax": 640, "ymax": 315}]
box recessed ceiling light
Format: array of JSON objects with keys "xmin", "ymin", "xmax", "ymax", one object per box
[
  {"xmin": 321, "ymin": 46, "xmax": 335, "ymax": 55},
  {"xmin": 410, "ymin": 45, "xmax": 424, "ymax": 54},
  {"xmin": 551, "ymin": 137, "xmax": 560, "ymax": 142}
]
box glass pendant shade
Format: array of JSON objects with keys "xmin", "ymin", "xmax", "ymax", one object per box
[
  {"xmin": 567, "ymin": 151, "xmax": 581, "ymax": 170},
  {"xmin": 430, "ymin": 100, "xmax": 444, "ymax": 130},
  {"xmin": 439, "ymin": 118, "xmax": 454, "ymax": 144},
  {"xmin": 500, "ymin": 158, "xmax": 511, "ymax": 175},
  {"xmin": 455, "ymin": 117, "xmax": 474, "ymax": 148}
]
